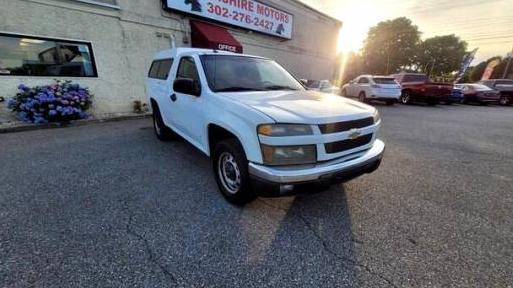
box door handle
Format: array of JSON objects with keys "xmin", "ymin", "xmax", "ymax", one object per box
[{"xmin": 170, "ymin": 93, "xmax": 177, "ymax": 102}]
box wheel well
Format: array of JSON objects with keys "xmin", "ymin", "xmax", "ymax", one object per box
[
  {"xmin": 208, "ymin": 124, "xmax": 238, "ymax": 155},
  {"xmin": 149, "ymin": 98, "xmax": 158, "ymax": 110}
]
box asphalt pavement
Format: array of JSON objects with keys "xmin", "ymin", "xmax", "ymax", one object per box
[{"xmin": 1, "ymin": 104, "xmax": 512, "ymax": 287}]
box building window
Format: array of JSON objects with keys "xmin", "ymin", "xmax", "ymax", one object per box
[{"xmin": 0, "ymin": 33, "xmax": 97, "ymax": 77}]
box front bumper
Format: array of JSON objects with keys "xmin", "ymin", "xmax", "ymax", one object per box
[{"xmin": 249, "ymin": 139, "xmax": 385, "ymax": 185}]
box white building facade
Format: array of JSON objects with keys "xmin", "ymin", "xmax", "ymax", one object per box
[{"xmin": 0, "ymin": 0, "xmax": 342, "ymax": 122}]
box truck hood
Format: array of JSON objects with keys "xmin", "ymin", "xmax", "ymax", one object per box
[{"xmin": 217, "ymin": 90, "xmax": 375, "ymax": 124}]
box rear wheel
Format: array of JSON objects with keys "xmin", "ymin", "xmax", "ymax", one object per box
[
  {"xmin": 152, "ymin": 104, "xmax": 176, "ymax": 141},
  {"xmin": 213, "ymin": 139, "xmax": 256, "ymax": 205},
  {"xmin": 358, "ymin": 92, "xmax": 367, "ymax": 103},
  {"xmin": 499, "ymin": 95, "xmax": 511, "ymax": 106},
  {"xmin": 400, "ymin": 91, "xmax": 411, "ymax": 104}
]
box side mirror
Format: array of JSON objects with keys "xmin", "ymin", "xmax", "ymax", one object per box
[{"xmin": 173, "ymin": 78, "xmax": 201, "ymax": 96}]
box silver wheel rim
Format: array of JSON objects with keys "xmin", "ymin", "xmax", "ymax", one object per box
[
  {"xmin": 217, "ymin": 152, "xmax": 241, "ymax": 194},
  {"xmin": 500, "ymin": 97, "xmax": 507, "ymax": 105},
  {"xmin": 154, "ymin": 115, "xmax": 162, "ymax": 135},
  {"xmin": 401, "ymin": 94, "xmax": 409, "ymax": 104},
  {"xmin": 359, "ymin": 93, "xmax": 365, "ymax": 102}
]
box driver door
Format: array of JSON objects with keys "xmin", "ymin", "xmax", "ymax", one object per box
[{"xmin": 171, "ymin": 56, "xmax": 205, "ymax": 148}]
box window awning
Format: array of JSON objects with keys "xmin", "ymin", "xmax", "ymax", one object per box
[{"xmin": 190, "ymin": 20, "xmax": 243, "ymax": 54}]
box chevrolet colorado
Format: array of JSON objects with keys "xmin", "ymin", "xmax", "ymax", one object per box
[{"xmin": 146, "ymin": 48, "xmax": 385, "ymax": 204}]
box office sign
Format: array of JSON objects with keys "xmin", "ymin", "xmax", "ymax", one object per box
[{"xmin": 163, "ymin": 0, "xmax": 293, "ymax": 39}]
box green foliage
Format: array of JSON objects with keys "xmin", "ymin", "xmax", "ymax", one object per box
[
  {"xmin": 417, "ymin": 35, "xmax": 468, "ymax": 76},
  {"xmin": 362, "ymin": 17, "xmax": 421, "ymax": 75}
]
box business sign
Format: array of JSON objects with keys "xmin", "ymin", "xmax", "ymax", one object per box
[{"xmin": 163, "ymin": 0, "xmax": 294, "ymax": 39}]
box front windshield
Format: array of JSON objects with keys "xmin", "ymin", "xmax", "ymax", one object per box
[{"xmin": 200, "ymin": 55, "xmax": 305, "ymax": 92}]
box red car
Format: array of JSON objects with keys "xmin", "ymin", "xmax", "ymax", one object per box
[
  {"xmin": 455, "ymin": 84, "xmax": 501, "ymax": 105},
  {"xmin": 392, "ymin": 73, "xmax": 453, "ymax": 105}
]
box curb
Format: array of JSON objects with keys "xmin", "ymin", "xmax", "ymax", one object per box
[{"xmin": 0, "ymin": 113, "xmax": 152, "ymax": 134}]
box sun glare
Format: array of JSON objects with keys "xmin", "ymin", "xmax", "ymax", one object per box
[{"xmin": 336, "ymin": 2, "xmax": 382, "ymax": 53}]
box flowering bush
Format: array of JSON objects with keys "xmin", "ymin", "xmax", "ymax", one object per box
[{"xmin": 7, "ymin": 81, "xmax": 93, "ymax": 124}]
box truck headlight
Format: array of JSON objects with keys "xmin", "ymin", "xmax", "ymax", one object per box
[
  {"xmin": 373, "ymin": 110, "xmax": 381, "ymax": 124},
  {"xmin": 258, "ymin": 124, "xmax": 313, "ymax": 137},
  {"xmin": 261, "ymin": 144, "xmax": 316, "ymax": 166}
]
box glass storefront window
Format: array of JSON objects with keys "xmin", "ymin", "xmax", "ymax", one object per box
[{"xmin": 0, "ymin": 33, "xmax": 98, "ymax": 77}]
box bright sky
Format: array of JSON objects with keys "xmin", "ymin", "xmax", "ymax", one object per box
[{"xmin": 299, "ymin": 0, "xmax": 513, "ymax": 63}]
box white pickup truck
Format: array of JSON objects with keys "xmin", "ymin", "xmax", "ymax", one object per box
[{"xmin": 146, "ymin": 48, "xmax": 385, "ymax": 204}]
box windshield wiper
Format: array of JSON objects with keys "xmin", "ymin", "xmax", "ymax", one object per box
[
  {"xmin": 215, "ymin": 87, "xmax": 264, "ymax": 92},
  {"xmin": 263, "ymin": 85, "xmax": 299, "ymax": 91}
]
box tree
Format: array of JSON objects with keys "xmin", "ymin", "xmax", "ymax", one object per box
[
  {"xmin": 341, "ymin": 52, "xmax": 365, "ymax": 84},
  {"xmin": 362, "ymin": 17, "xmax": 421, "ymax": 75},
  {"xmin": 417, "ymin": 35, "xmax": 468, "ymax": 77}
]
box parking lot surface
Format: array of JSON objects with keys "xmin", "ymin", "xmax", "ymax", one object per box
[{"xmin": 1, "ymin": 104, "xmax": 512, "ymax": 287}]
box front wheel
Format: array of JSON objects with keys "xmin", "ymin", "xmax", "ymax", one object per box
[
  {"xmin": 400, "ymin": 91, "xmax": 411, "ymax": 104},
  {"xmin": 358, "ymin": 92, "xmax": 367, "ymax": 103},
  {"xmin": 499, "ymin": 95, "xmax": 511, "ymax": 106},
  {"xmin": 213, "ymin": 139, "xmax": 256, "ymax": 205}
]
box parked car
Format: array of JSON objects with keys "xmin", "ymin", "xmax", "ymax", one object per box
[
  {"xmin": 341, "ymin": 75, "xmax": 401, "ymax": 105},
  {"xmin": 306, "ymin": 79, "xmax": 341, "ymax": 94},
  {"xmin": 477, "ymin": 79, "xmax": 513, "ymax": 106},
  {"xmin": 450, "ymin": 86, "xmax": 464, "ymax": 104},
  {"xmin": 455, "ymin": 83, "xmax": 501, "ymax": 105},
  {"xmin": 392, "ymin": 73, "xmax": 453, "ymax": 105},
  {"xmin": 146, "ymin": 48, "xmax": 385, "ymax": 204}
]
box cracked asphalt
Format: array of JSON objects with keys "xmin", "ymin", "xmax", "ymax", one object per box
[{"xmin": 1, "ymin": 104, "xmax": 513, "ymax": 287}]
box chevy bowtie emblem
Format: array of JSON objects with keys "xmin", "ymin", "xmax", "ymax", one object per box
[{"xmin": 348, "ymin": 128, "xmax": 362, "ymax": 140}]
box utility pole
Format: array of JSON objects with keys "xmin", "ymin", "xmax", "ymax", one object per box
[{"xmin": 502, "ymin": 47, "xmax": 512, "ymax": 79}]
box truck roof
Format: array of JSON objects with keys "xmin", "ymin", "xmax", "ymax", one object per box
[{"xmin": 152, "ymin": 47, "xmax": 266, "ymax": 61}]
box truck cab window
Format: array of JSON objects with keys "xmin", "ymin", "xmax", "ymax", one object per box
[{"xmin": 177, "ymin": 57, "xmax": 199, "ymax": 81}]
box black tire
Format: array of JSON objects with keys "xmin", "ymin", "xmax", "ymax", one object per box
[
  {"xmin": 444, "ymin": 101, "xmax": 453, "ymax": 105},
  {"xmin": 358, "ymin": 92, "xmax": 367, "ymax": 103},
  {"xmin": 385, "ymin": 100, "xmax": 395, "ymax": 106},
  {"xmin": 213, "ymin": 139, "xmax": 256, "ymax": 205},
  {"xmin": 152, "ymin": 103, "xmax": 176, "ymax": 141},
  {"xmin": 499, "ymin": 95, "xmax": 511, "ymax": 106},
  {"xmin": 400, "ymin": 91, "xmax": 411, "ymax": 104}
]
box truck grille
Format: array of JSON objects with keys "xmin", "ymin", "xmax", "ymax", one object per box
[
  {"xmin": 324, "ymin": 134, "xmax": 373, "ymax": 154},
  {"xmin": 318, "ymin": 117, "xmax": 374, "ymax": 134}
]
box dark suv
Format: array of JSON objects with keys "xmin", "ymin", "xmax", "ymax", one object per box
[{"xmin": 477, "ymin": 79, "xmax": 513, "ymax": 106}]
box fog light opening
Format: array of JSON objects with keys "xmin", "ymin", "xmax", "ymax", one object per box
[{"xmin": 280, "ymin": 185, "xmax": 295, "ymax": 194}]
